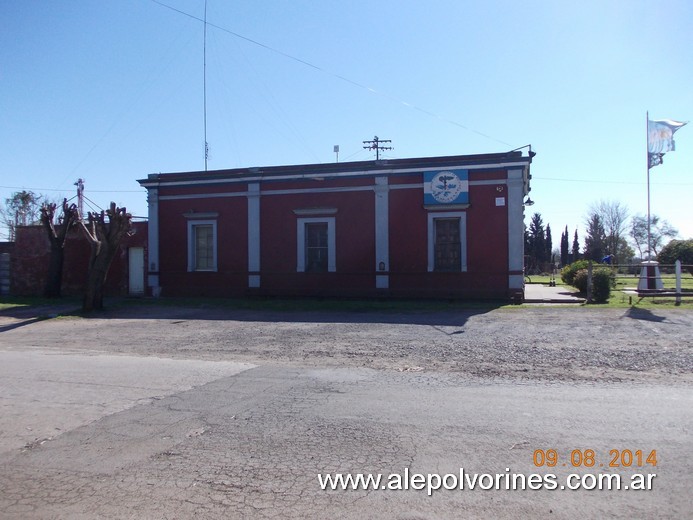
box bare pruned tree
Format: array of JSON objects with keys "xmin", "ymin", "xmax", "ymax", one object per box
[
  {"xmin": 77, "ymin": 203, "xmax": 132, "ymax": 312},
  {"xmin": 40, "ymin": 199, "xmax": 79, "ymax": 298}
]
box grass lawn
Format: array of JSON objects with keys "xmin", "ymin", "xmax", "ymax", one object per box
[
  {"xmin": 3, "ymin": 269, "xmax": 692, "ymax": 314},
  {"xmin": 0, "ymin": 295, "xmax": 510, "ymax": 315},
  {"xmin": 0, "ymin": 296, "xmax": 82, "ymax": 312},
  {"xmin": 526, "ymin": 270, "xmax": 693, "ymax": 308},
  {"xmin": 0, "ymin": 297, "xmax": 51, "ymax": 311}
]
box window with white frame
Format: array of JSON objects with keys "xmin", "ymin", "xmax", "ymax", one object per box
[
  {"xmin": 427, "ymin": 212, "xmax": 467, "ymax": 272},
  {"xmin": 187, "ymin": 219, "xmax": 217, "ymax": 271},
  {"xmin": 297, "ymin": 217, "xmax": 335, "ymax": 272}
]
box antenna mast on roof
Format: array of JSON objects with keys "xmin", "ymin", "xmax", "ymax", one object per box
[
  {"xmin": 363, "ymin": 136, "xmax": 393, "ymax": 160},
  {"xmin": 203, "ymin": 0, "xmax": 209, "ymax": 171}
]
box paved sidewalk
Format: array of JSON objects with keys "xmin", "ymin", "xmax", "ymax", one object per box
[
  {"xmin": 524, "ymin": 284, "xmax": 585, "ymax": 304},
  {"xmin": 1, "ymin": 357, "xmax": 689, "ymax": 519}
]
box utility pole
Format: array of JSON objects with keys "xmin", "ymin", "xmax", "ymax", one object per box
[
  {"xmin": 74, "ymin": 178, "xmax": 85, "ymax": 220},
  {"xmin": 363, "ymin": 136, "xmax": 393, "ymax": 160}
]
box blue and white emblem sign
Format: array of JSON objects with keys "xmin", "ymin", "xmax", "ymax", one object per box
[{"xmin": 424, "ymin": 169, "xmax": 469, "ymax": 205}]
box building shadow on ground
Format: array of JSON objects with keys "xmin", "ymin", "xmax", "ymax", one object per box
[
  {"xmin": 0, "ymin": 297, "xmax": 505, "ymax": 328},
  {"xmin": 623, "ymin": 307, "xmax": 667, "ymax": 323}
]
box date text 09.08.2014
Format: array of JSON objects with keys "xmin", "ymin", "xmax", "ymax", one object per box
[{"xmin": 533, "ymin": 449, "xmax": 657, "ymax": 468}]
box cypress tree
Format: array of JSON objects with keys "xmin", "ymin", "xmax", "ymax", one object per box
[
  {"xmin": 560, "ymin": 226, "xmax": 569, "ymax": 266},
  {"xmin": 572, "ymin": 229, "xmax": 580, "ymax": 261}
]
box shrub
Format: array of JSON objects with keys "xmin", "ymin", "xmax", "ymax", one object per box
[
  {"xmin": 572, "ymin": 269, "xmax": 587, "ymax": 293},
  {"xmin": 560, "ymin": 260, "xmax": 590, "ymax": 286},
  {"xmin": 571, "ymin": 267, "xmax": 612, "ymax": 303},
  {"xmin": 591, "ymin": 268, "xmax": 613, "ymax": 303}
]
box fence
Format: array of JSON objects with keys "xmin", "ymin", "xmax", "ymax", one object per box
[{"xmin": 610, "ymin": 260, "xmax": 692, "ymax": 304}]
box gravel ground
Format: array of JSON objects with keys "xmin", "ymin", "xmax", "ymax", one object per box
[
  {"xmin": 2, "ymin": 304, "xmax": 691, "ymax": 384},
  {"xmin": 1, "ymin": 303, "xmax": 691, "ymax": 519}
]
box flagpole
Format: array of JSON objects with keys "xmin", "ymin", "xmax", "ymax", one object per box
[{"xmin": 646, "ymin": 111, "xmax": 651, "ymax": 260}]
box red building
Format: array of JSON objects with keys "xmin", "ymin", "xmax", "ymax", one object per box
[
  {"xmin": 138, "ymin": 151, "xmax": 533, "ymax": 300},
  {"xmin": 8, "ymin": 222, "xmax": 148, "ymax": 297}
]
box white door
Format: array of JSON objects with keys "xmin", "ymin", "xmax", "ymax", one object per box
[{"xmin": 128, "ymin": 247, "xmax": 145, "ymax": 296}]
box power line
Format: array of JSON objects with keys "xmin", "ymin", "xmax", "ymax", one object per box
[
  {"xmin": 149, "ymin": 0, "xmax": 513, "ymax": 148},
  {"xmin": 0, "ymin": 185, "xmax": 143, "ymax": 193},
  {"xmin": 82, "ymin": 195, "xmax": 103, "ymax": 214},
  {"xmin": 533, "ymin": 176, "xmax": 693, "ymax": 186}
]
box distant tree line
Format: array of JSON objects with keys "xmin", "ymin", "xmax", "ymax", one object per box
[{"xmin": 524, "ymin": 199, "xmax": 682, "ymax": 273}]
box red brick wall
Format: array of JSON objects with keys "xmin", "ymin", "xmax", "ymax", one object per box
[
  {"xmin": 156, "ymin": 194, "xmax": 248, "ymax": 297},
  {"xmin": 10, "ymin": 221, "xmax": 147, "ymax": 297},
  {"xmin": 152, "ymin": 167, "xmax": 517, "ymax": 299},
  {"xmin": 385, "ymin": 172, "xmax": 509, "ymax": 299}
]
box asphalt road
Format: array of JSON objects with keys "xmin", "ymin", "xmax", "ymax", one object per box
[{"xmin": 0, "ymin": 305, "xmax": 691, "ymax": 519}]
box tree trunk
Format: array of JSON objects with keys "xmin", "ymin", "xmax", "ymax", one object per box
[
  {"xmin": 82, "ymin": 263, "xmax": 108, "ymax": 311},
  {"xmin": 44, "ymin": 246, "xmax": 65, "ymax": 298},
  {"xmin": 40, "ymin": 200, "xmax": 78, "ymax": 298},
  {"xmin": 79, "ymin": 203, "xmax": 132, "ymax": 313},
  {"xmin": 82, "ymin": 242, "xmax": 116, "ymax": 312}
]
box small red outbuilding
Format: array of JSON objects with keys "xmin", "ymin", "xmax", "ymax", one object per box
[{"xmin": 9, "ymin": 222, "xmax": 148, "ymax": 298}]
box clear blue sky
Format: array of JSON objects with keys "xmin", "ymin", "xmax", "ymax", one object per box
[{"xmin": 1, "ymin": 0, "xmax": 691, "ymax": 246}]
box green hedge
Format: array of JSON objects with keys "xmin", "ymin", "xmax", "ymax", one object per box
[
  {"xmin": 572, "ymin": 267, "xmax": 613, "ymax": 303},
  {"xmin": 562, "ymin": 260, "xmax": 613, "ymax": 303},
  {"xmin": 560, "ymin": 260, "xmax": 590, "ymax": 286}
]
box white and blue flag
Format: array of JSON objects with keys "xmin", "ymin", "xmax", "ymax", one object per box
[{"xmin": 648, "ymin": 119, "xmax": 687, "ymax": 154}]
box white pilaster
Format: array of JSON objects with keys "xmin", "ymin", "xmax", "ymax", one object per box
[
  {"xmin": 248, "ymin": 183, "xmax": 261, "ymax": 288},
  {"xmin": 147, "ymin": 187, "xmax": 161, "ymax": 296},
  {"xmin": 374, "ymin": 176, "xmax": 389, "ymax": 288},
  {"xmin": 507, "ymin": 169, "xmax": 525, "ymax": 292}
]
